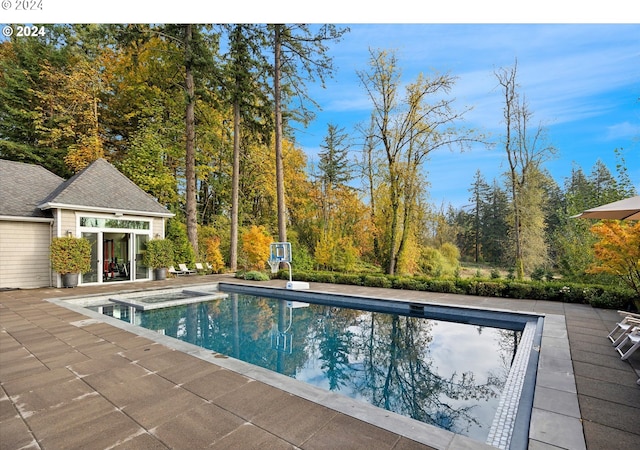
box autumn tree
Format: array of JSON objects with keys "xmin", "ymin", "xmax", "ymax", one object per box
[
  {"xmin": 552, "ymin": 153, "xmax": 637, "ymax": 280},
  {"xmin": 495, "ymin": 60, "xmax": 556, "ymax": 278},
  {"xmin": 358, "ymin": 48, "xmax": 478, "ymax": 275},
  {"xmin": 588, "ymin": 220, "xmax": 640, "ymax": 299},
  {"xmin": 241, "ymin": 225, "xmax": 273, "ymax": 270}
]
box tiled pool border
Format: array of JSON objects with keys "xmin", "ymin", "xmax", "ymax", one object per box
[{"xmin": 49, "ymin": 282, "xmax": 584, "ymax": 450}]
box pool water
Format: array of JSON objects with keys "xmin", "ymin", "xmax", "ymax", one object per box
[{"xmin": 94, "ymin": 289, "xmax": 523, "ymax": 442}]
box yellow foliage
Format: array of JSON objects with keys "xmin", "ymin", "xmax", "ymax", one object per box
[
  {"xmin": 241, "ymin": 225, "xmax": 272, "ymax": 270},
  {"xmin": 440, "ymin": 242, "xmax": 461, "ymax": 267},
  {"xmin": 64, "ymin": 134, "xmax": 105, "ymax": 172},
  {"xmin": 314, "ymin": 233, "xmax": 333, "ymax": 268},
  {"xmin": 205, "ymin": 236, "xmax": 225, "ymax": 273}
]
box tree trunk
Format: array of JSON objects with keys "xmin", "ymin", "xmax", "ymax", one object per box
[
  {"xmin": 274, "ymin": 25, "xmax": 287, "ymax": 243},
  {"xmin": 184, "ymin": 24, "xmax": 198, "ymax": 256},
  {"xmin": 229, "ymin": 99, "xmax": 240, "ymax": 271},
  {"xmin": 387, "ymin": 168, "xmax": 400, "ymax": 275}
]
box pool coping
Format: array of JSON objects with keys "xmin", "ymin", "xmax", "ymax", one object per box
[{"xmin": 47, "ymin": 281, "xmax": 585, "ymax": 450}]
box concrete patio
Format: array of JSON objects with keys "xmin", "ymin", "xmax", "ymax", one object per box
[{"xmin": 1, "ymin": 275, "xmax": 639, "ymax": 449}]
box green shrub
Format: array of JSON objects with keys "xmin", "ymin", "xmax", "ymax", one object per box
[
  {"xmin": 50, "ymin": 237, "xmax": 92, "ymax": 275},
  {"xmin": 427, "ymin": 279, "xmax": 458, "ymax": 294},
  {"xmin": 503, "ymin": 282, "xmax": 533, "ymax": 299},
  {"xmin": 471, "ymin": 281, "xmax": 505, "ymax": 297},
  {"xmin": 335, "ymin": 274, "xmax": 364, "ymax": 286},
  {"xmin": 266, "ymin": 268, "xmax": 637, "ymax": 311},
  {"xmin": 363, "ymin": 275, "xmax": 393, "ymax": 289},
  {"xmin": 531, "ymin": 267, "xmax": 546, "ymax": 282},
  {"xmin": 142, "ymin": 239, "xmax": 174, "ymax": 269},
  {"xmin": 392, "ymin": 277, "xmax": 425, "ymax": 291},
  {"xmin": 244, "ymin": 271, "xmax": 270, "ymax": 281}
]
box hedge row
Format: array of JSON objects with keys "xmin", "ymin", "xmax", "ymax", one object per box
[{"xmin": 271, "ymin": 270, "xmax": 638, "ymax": 311}]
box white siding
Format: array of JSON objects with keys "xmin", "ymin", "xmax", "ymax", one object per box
[
  {"xmin": 59, "ymin": 209, "xmax": 76, "ymax": 236},
  {"xmin": 0, "ymin": 221, "xmax": 52, "ymax": 289}
]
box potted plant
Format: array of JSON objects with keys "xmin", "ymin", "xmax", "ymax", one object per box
[
  {"xmin": 142, "ymin": 238, "xmax": 174, "ymax": 280},
  {"xmin": 50, "ymin": 236, "xmax": 92, "ymax": 288}
]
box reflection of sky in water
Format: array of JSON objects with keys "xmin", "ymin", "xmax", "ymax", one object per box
[
  {"xmin": 293, "ymin": 315, "xmax": 509, "ymax": 441},
  {"xmin": 429, "ymin": 322, "xmax": 507, "ymax": 439},
  {"xmin": 105, "ymin": 295, "xmax": 517, "ymax": 442}
]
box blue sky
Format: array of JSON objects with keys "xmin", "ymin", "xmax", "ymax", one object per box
[
  {"xmin": 294, "ymin": 24, "xmax": 639, "ymax": 209},
  {"xmin": 4, "ymin": 6, "xmax": 638, "ymax": 209}
]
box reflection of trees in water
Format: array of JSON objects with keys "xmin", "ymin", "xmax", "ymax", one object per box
[
  {"xmin": 351, "ymin": 314, "xmax": 504, "ymax": 434},
  {"xmin": 315, "ymin": 306, "xmax": 358, "ymax": 390},
  {"xmin": 138, "ymin": 295, "xmax": 518, "ymax": 435}
]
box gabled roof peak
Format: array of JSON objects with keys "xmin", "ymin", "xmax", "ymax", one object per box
[{"xmin": 35, "ymin": 158, "xmax": 173, "ymax": 217}]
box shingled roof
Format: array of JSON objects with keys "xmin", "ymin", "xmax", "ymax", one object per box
[
  {"xmin": 0, "ymin": 159, "xmax": 64, "ymax": 219},
  {"xmin": 39, "ymin": 159, "xmax": 173, "ymax": 217}
]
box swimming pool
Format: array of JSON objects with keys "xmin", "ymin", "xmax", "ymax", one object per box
[{"xmin": 70, "ymin": 282, "xmax": 542, "ymax": 449}]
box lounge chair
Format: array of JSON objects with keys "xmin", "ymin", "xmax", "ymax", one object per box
[
  {"xmin": 178, "ymin": 263, "xmax": 196, "ymax": 275},
  {"xmin": 168, "ymin": 266, "xmax": 185, "ymax": 276},
  {"xmin": 607, "ymin": 315, "xmax": 640, "ymax": 346},
  {"xmin": 615, "ymin": 327, "xmax": 640, "ymax": 360},
  {"xmin": 195, "ymin": 262, "xmax": 206, "ymax": 273}
]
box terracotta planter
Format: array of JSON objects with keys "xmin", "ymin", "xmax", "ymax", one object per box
[{"xmin": 62, "ymin": 273, "xmax": 79, "ymax": 288}]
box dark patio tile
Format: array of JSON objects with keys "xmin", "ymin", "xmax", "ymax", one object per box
[
  {"xmin": 111, "ymin": 432, "xmax": 170, "ymax": 449},
  {"xmin": 2, "ymin": 367, "xmax": 77, "ymax": 397},
  {"xmin": 252, "ymin": 394, "xmax": 339, "ymax": 446},
  {"xmin": 301, "ymin": 413, "xmax": 401, "ymax": 450},
  {"xmin": 98, "ymin": 373, "xmax": 176, "ymax": 408},
  {"xmin": 214, "ymin": 379, "xmax": 291, "ymax": 420},
  {"xmin": 39, "ymin": 409, "xmax": 142, "ymax": 450},
  {"xmin": 24, "ymin": 393, "xmax": 114, "ymax": 439},
  {"xmin": 0, "ymin": 389, "xmax": 20, "ymax": 422},
  {"xmin": 123, "ymin": 386, "xmax": 208, "ymax": 429},
  {"xmin": 575, "ymin": 375, "xmax": 640, "ymax": 408},
  {"xmin": 582, "ymin": 420, "xmax": 640, "ymax": 450},
  {"xmin": 578, "ymin": 395, "xmax": 640, "ymax": 435},
  {"xmin": 392, "ymin": 437, "xmax": 439, "ymax": 450},
  {"xmin": 154, "ymin": 356, "xmax": 220, "ymax": 385},
  {"xmin": 81, "ymin": 361, "xmax": 152, "ymax": 391},
  {"xmin": 210, "ymin": 422, "xmax": 295, "ymax": 450},
  {"xmin": 571, "ymin": 349, "xmax": 630, "ymax": 370},
  {"xmin": 151, "ymin": 402, "xmax": 246, "ymax": 449},
  {"xmin": 74, "ymin": 338, "xmax": 122, "ymax": 357},
  {"xmin": 118, "ymin": 342, "xmax": 173, "ymax": 364},
  {"xmin": 0, "ymin": 415, "xmax": 37, "ymax": 450},
  {"xmin": 126, "ymin": 345, "xmax": 196, "ymax": 371},
  {"xmin": 10, "ymin": 378, "xmax": 94, "ymax": 416},
  {"xmin": 0, "ymin": 352, "xmax": 48, "ymax": 382},
  {"xmin": 109, "ymin": 333, "xmax": 157, "ymax": 350},
  {"xmin": 573, "ymin": 360, "xmax": 639, "ymax": 385},
  {"xmin": 181, "ymin": 368, "xmax": 251, "ymax": 401}
]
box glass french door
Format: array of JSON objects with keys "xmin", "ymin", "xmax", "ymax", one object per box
[
  {"xmin": 135, "ymin": 234, "xmax": 150, "ymax": 280},
  {"xmin": 82, "ymin": 232, "xmax": 100, "ymax": 283}
]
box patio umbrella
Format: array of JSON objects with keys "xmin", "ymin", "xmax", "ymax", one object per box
[{"xmin": 574, "ymin": 196, "xmax": 640, "ymax": 221}]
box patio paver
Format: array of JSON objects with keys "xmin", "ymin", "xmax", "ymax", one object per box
[{"xmin": 1, "ymin": 275, "xmax": 639, "ymax": 449}]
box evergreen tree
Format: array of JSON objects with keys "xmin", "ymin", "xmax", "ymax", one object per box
[
  {"xmin": 222, "ymin": 24, "xmax": 272, "ymax": 270},
  {"xmin": 0, "ymin": 26, "xmax": 74, "ymax": 177},
  {"xmin": 269, "ymin": 24, "xmax": 349, "ymax": 243}
]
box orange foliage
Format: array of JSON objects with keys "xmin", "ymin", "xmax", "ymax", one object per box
[
  {"xmin": 241, "ymin": 225, "xmax": 273, "ymax": 270},
  {"xmin": 587, "ymin": 220, "xmax": 640, "ymax": 295}
]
